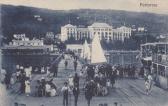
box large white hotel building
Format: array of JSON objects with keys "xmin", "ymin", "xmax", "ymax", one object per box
[{"xmin": 60, "ymin": 22, "xmax": 132, "ymax": 42}]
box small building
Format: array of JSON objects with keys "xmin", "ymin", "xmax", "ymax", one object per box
[
  {"xmin": 2, "ymin": 35, "xmax": 53, "ymax": 55},
  {"xmin": 66, "ymin": 44, "xmax": 83, "ymax": 56}
]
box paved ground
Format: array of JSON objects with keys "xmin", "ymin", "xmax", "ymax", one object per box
[{"xmin": 1, "ymin": 55, "xmax": 168, "ymax": 106}]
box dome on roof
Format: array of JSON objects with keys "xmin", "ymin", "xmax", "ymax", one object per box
[
  {"xmin": 90, "ymin": 22, "xmax": 111, "ymax": 28},
  {"xmin": 64, "ymin": 24, "xmax": 76, "ymax": 28}
]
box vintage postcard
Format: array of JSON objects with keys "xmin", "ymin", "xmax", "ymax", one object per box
[{"xmin": 0, "ymin": 0, "xmax": 168, "ymax": 106}]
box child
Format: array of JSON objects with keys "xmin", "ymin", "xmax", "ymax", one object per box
[
  {"xmin": 106, "ymin": 79, "xmax": 111, "ymax": 88},
  {"xmin": 145, "ymin": 80, "xmax": 150, "ymax": 95}
]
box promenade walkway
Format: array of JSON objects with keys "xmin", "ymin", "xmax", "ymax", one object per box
[{"xmin": 1, "ymin": 54, "xmax": 168, "ymax": 106}]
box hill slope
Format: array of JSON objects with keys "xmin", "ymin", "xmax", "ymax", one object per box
[{"xmin": 1, "ymin": 5, "xmax": 168, "ymax": 42}]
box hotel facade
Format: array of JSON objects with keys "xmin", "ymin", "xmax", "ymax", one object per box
[{"xmin": 60, "ymin": 22, "xmax": 132, "ymax": 42}]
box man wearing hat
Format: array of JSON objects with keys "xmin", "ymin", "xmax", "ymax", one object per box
[{"xmin": 61, "ymin": 82, "xmax": 71, "ymax": 106}]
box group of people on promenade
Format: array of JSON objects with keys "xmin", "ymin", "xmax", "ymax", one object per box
[
  {"xmin": 1, "ymin": 65, "xmax": 32, "ymax": 96},
  {"xmin": 61, "ymin": 73, "xmax": 80, "ymax": 106},
  {"xmin": 0, "ymin": 52, "xmax": 155, "ymax": 106}
]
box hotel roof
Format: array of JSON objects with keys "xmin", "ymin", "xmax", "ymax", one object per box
[
  {"xmin": 89, "ymin": 22, "xmax": 111, "ymax": 28},
  {"xmin": 63, "ymin": 24, "xmax": 76, "ymax": 28}
]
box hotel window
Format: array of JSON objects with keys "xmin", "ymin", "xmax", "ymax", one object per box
[
  {"xmin": 27, "ymin": 43, "xmax": 31, "ymax": 46},
  {"xmin": 85, "ymin": 32, "xmax": 87, "ymax": 36},
  {"xmin": 109, "ymin": 32, "xmax": 111, "ymax": 35},
  {"xmin": 101, "ymin": 32, "xmax": 104, "ymax": 36},
  {"xmin": 109, "ymin": 36, "xmax": 112, "ymax": 40},
  {"xmin": 105, "ymin": 32, "xmax": 108, "ymax": 36}
]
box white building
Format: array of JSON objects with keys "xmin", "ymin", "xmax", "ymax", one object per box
[
  {"xmin": 6, "ymin": 35, "xmax": 54, "ymax": 52},
  {"xmin": 11, "ymin": 38, "xmax": 44, "ymax": 47},
  {"xmin": 60, "ymin": 22, "xmax": 132, "ymax": 42}
]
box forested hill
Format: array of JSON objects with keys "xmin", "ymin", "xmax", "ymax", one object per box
[{"xmin": 1, "ymin": 4, "xmax": 168, "ymax": 42}]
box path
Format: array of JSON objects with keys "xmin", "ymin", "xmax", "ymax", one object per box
[{"xmin": 1, "ymin": 54, "xmax": 168, "ymax": 106}]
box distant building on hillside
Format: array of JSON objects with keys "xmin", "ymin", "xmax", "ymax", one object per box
[
  {"xmin": 12, "ymin": 34, "xmax": 44, "ymax": 46},
  {"xmin": 1, "ymin": 35, "xmax": 54, "ymax": 55},
  {"xmin": 60, "ymin": 22, "xmax": 132, "ymax": 42}
]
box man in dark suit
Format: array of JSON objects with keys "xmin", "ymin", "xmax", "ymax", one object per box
[
  {"xmin": 85, "ymin": 81, "xmax": 94, "ymax": 106},
  {"xmin": 73, "ymin": 85, "xmax": 80, "ymax": 106},
  {"xmin": 74, "ymin": 60, "xmax": 78, "ymax": 71},
  {"xmin": 53, "ymin": 64, "xmax": 58, "ymax": 77},
  {"xmin": 73, "ymin": 73, "xmax": 79, "ymax": 88}
]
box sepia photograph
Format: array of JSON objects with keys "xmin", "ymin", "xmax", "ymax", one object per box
[{"xmin": 0, "ymin": 0, "xmax": 168, "ymax": 106}]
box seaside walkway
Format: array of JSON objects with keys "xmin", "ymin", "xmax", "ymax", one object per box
[{"xmin": 1, "ymin": 54, "xmax": 168, "ymax": 106}]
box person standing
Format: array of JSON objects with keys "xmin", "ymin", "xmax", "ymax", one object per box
[
  {"xmin": 20, "ymin": 67, "xmax": 26, "ymax": 94},
  {"xmin": 148, "ymin": 74, "xmax": 153, "ymax": 92},
  {"xmin": 0, "ymin": 68, "xmax": 6, "ymax": 83},
  {"xmin": 73, "ymin": 73, "xmax": 79, "ymax": 88},
  {"xmin": 46, "ymin": 66, "xmax": 50, "ymax": 76},
  {"xmin": 85, "ymin": 81, "xmax": 93, "ymax": 106},
  {"xmin": 41, "ymin": 77, "xmax": 46, "ymax": 96},
  {"xmin": 145, "ymin": 80, "xmax": 150, "ymax": 95},
  {"xmin": 25, "ymin": 66, "xmax": 31, "ymax": 79},
  {"xmin": 53, "ymin": 64, "xmax": 58, "ymax": 77},
  {"xmin": 25, "ymin": 78, "xmax": 31, "ymax": 96},
  {"xmin": 61, "ymin": 82, "xmax": 70, "ymax": 106},
  {"xmin": 65, "ymin": 60, "xmax": 68, "ymax": 69},
  {"xmin": 68, "ymin": 75, "xmax": 74, "ymax": 89},
  {"xmin": 74, "ymin": 60, "xmax": 78, "ymax": 71},
  {"xmin": 73, "ymin": 86, "xmax": 80, "ymax": 106},
  {"xmin": 41, "ymin": 66, "xmax": 45, "ymax": 74},
  {"xmin": 15, "ymin": 65, "xmax": 20, "ymax": 81},
  {"xmin": 4, "ymin": 71, "xmax": 11, "ymax": 89},
  {"xmin": 110, "ymin": 71, "xmax": 116, "ymax": 88}
]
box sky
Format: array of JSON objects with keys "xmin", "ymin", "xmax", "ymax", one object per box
[{"xmin": 0, "ymin": 0, "xmax": 168, "ymax": 14}]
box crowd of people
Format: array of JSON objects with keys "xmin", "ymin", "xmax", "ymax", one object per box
[
  {"xmin": 61, "ymin": 73, "xmax": 80, "ymax": 106},
  {"xmin": 79, "ymin": 63, "xmax": 139, "ymax": 97},
  {"xmin": 0, "ymin": 61, "xmax": 59, "ymax": 96},
  {"xmin": 35, "ymin": 78, "xmax": 58, "ymax": 97},
  {"xmin": 1, "ymin": 65, "xmax": 32, "ymax": 96},
  {"xmin": 0, "ymin": 53, "xmax": 155, "ymax": 106}
]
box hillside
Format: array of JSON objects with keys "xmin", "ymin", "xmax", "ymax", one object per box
[{"xmin": 1, "ymin": 5, "xmax": 168, "ymax": 42}]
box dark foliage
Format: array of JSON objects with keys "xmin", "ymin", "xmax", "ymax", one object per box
[{"xmin": 0, "ymin": 5, "xmax": 166, "ymax": 50}]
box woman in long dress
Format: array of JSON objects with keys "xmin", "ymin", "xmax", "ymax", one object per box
[
  {"xmin": 68, "ymin": 74, "xmax": 74, "ymax": 89},
  {"xmin": 0, "ymin": 68, "xmax": 6, "ymax": 83},
  {"xmin": 25, "ymin": 79, "xmax": 31, "ymax": 96}
]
